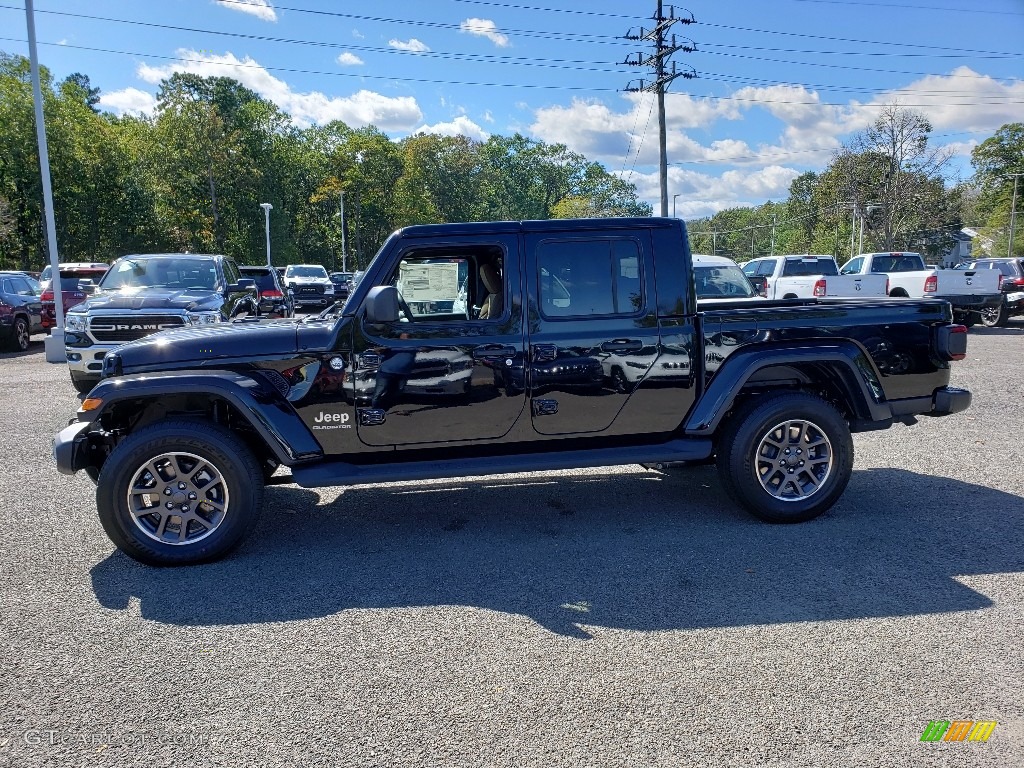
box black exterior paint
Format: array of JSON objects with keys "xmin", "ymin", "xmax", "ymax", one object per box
[{"xmin": 56, "ymin": 218, "xmax": 968, "ymax": 483}]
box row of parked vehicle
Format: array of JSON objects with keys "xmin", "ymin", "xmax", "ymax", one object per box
[{"xmin": 698, "ymin": 251, "xmax": 1020, "ymax": 329}]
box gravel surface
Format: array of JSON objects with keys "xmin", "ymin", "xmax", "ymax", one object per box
[{"xmin": 1, "ymin": 328, "xmax": 1021, "ymax": 767}]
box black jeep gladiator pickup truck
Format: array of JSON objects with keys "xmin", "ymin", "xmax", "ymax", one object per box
[{"xmin": 53, "ymin": 217, "xmax": 971, "ymax": 565}]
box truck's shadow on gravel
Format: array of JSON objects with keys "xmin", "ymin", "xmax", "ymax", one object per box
[{"xmin": 90, "ymin": 467, "xmax": 1024, "ymax": 638}]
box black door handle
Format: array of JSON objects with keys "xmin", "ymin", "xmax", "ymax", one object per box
[
  {"xmin": 472, "ymin": 345, "xmax": 517, "ymax": 359},
  {"xmin": 532, "ymin": 344, "xmax": 558, "ymax": 362},
  {"xmin": 601, "ymin": 339, "xmax": 643, "ymax": 353}
]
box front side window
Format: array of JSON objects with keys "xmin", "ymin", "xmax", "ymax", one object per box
[
  {"xmin": 392, "ymin": 257, "xmax": 470, "ymax": 320},
  {"xmin": 537, "ymin": 239, "xmax": 642, "ymax": 319}
]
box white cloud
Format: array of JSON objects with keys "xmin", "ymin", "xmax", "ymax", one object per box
[
  {"xmin": 389, "ymin": 38, "xmax": 430, "ymax": 53},
  {"xmin": 99, "ymin": 87, "xmax": 157, "ymax": 116},
  {"xmin": 137, "ymin": 50, "xmax": 422, "ymax": 130},
  {"xmin": 414, "ymin": 116, "xmax": 489, "ymax": 142},
  {"xmin": 482, "ymin": 110, "xmax": 494, "ymax": 124},
  {"xmin": 213, "ymin": 0, "xmax": 277, "ymax": 22},
  {"xmin": 352, "ymin": 29, "xmax": 364, "ymax": 39},
  {"xmin": 625, "ymin": 165, "xmax": 801, "ymax": 219},
  {"xmin": 56, "ymin": 39, "xmax": 68, "ymax": 46},
  {"xmin": 871, "ymin": 67, "xmax": 1024, "ymax": 134},
  {"xmin": 459, "ymin": 18, "xmax": 510, "ymax": 48},
  {"xmin": 336, "ymin": 52, "xmax": 364, "ymax": 67}
]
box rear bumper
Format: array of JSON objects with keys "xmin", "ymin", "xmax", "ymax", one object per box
[
  {"xmin": 938, "ymin": 293, "xmax": 1003, "ymax": 312},
  {"xmin": 888, "ymin": 386, "xmax": 972, "ymax": 420}
]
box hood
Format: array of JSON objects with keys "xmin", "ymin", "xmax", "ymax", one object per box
[
  {"xmin": 111, "ymin": 320, "xmax": 302, "ymax": 371},
  {"xmin": 75, "ymin": 286, "xmax": 223, "ymax": 313},
  {"xmin": 108, "ymin": 317, "xmax": 343, "ymax": 373}
]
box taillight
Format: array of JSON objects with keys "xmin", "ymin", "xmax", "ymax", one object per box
[
  {"xmin": 261, "ymin": 289, "xmax": 284, "ymax": 298},
  {"xmin": 937, "ymin": 324, "xmax": 968, "ymax": 361},
  {"xmin": 40, "ymin": 290, "xmax": 54, "ymax": 302},
  {"xmin": 885, "ymin": 278, "xmax": 890, "ymax": 294},
  {"xmin": 924, "ymin": 275, "xmax": 937, "ymax": 293},
  {"xmin": 813, "ymin": 278, "xmax": 826, "ymax": 297}
]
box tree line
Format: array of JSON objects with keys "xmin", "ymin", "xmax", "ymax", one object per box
[
  {"xmin": 687, "ymin": 107, "xmax": 1024, "ymax": 264},
  {"xmin": 0, "ymin": 52, "xmax": 649, "ymax": 272},
  {"xmin": 1, "ymin": 51, "xmax": 1020, "ymax": 272}
]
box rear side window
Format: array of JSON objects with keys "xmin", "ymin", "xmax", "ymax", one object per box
[
  {"xmin": 537, "ymin": 239, "xmax": 642, "ymax": 318},
  {"xmin": 756, "ymin": 260, "xmax": 777, "ymax": 277},
  {"xmin": 242, "ymin": 270, "xmax": 278, "ymax": 291},
  {"xmin": 782, "ymin": 258, "xmax": 838, "ymax": 277}
]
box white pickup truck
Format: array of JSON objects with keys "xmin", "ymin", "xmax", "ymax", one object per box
[
  {"xmin": 839, "ymin": 251, "xmax": 1002, "ymax": 326},
  {"xmin": 742, "ymin": 255, "xmax": 888, "ymax": 299}
]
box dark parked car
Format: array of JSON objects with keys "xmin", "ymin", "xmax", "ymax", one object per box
[
  {"xmin": 958, "ymin": 258, "xmax": 1024, "ymax": 327},
  {"xmin": 240, "ymin": 266, "xmax": 295, "ymax": 318},
  {"xmin": 40, "ymin": 264, "xmax": 109, "ymax": 332},
  {"xmin": 329, "ymin": 271, "xmax": 354, "ymax": 299},
  {"xmin": 0, "ymin": 271, "xmax": 44, "ymax": 351}
]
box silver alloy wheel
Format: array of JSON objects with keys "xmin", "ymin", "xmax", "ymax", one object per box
[
  {"xmin": 126, "ymin": 451, "xmax": 230, "ymax": 545},
  {"xmin": 755, "ymin": 418, "xmax": 833, "ymax": 502},
  {"xmin": 15, "ymin": 318, "xmax": 29, "ymax": 351}
]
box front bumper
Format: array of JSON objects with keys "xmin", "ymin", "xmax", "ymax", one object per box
[
  {"xmin": 63, "ymin": 335, "xmax": 116, "ymax": 377},
  {"xmin": 53, "ymin": 420, "xmax": 93, "ymax": 475}
]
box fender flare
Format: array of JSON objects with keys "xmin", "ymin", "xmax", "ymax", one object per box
[
  {"xmin": 684, "ymin": 341, "xmax": 892, "ymax": 435},
  {"xmin": 82, "ymin": 370, "xmax": 323, "ymax": 465}
]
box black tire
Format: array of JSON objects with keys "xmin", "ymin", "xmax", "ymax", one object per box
[
  {"xmin": 716, "ymin": 392, "xmax": 853, "ymax": 523},
  {"xmin": 980, "ymin": 302, "xmax": 1008, "ymax": 328},
  {"xmin": 96, "ymin": 420, "xmax": 264, "ymax": 566},
  {"xmin": 610, "ymin": 366, "xmax": 629, "ymax": 394},
  {"xmin": 70, "ymin": 370, "xmax": 99, "ymax": 395},
  {"xmin": 6, "ymin": 316, "xmax": 30, "ymax": 352}
]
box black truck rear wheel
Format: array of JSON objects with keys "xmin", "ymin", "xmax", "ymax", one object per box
[
  {"xmin": 96, "ymin": 420, "xmax": 263, "ymax": 565},
  {"xmin": 716, "ymin": 393, "xmax": 853, "ymax": 523}
]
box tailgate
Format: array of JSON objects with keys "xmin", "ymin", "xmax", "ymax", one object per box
[{"xmin": 937, "ymin": 269, "xmax": 1000, "ymax": 295}]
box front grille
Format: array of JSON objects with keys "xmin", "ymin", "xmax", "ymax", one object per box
[
  {"xmin": 296, "ymin": 285, "xmax": 325, "ymax": 296},
  {"xmin": 89, "ymin": 314, "xmax": 186, "ymax": 343}
]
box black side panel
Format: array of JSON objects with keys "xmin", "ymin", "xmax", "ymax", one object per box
[
  {"xmin": 683, "ymin": 341, "xmax": 892, "ymax": 434},
  {"xmin": 84, "ymin": 371, "xmax": 322, "ymax": 464}
]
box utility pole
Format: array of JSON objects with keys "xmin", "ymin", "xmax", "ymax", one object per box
[
  {"xmin": 1009, "ymin": 172, "xmax": 1022, "ymax": 258},
  {"xmin": 770, "ymin": 214, "xmax": 777, "ymax": 257},
  {"xmin": 624, "ymin": 4, "xmax": 696, "ymax": 217},
  {"xmin": 339, "ymin": 191, "xmax": 347, "ymax": 273}
]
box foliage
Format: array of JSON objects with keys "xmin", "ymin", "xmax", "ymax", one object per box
[{"xmin": 0, "ymin": 54, "xmax": 649, "ymax": 272}]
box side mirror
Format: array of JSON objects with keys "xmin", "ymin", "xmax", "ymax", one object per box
[
  {"xmin": 229, "ymin": 278, "xmax": 257, "ymax": 293},
  {"xmin": 78, "ymin": 279, "xmax": 96, "ymax": 294},
  {"xmin": 364, "ymin": 285, "xmax": 399, "ymax": 324}
]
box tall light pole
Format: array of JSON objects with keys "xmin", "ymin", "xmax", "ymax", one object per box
[
  {"xmin": 259, "ymin": 203, "xmax": 272, "ymax": 268},
  {"xmin": 26, "ymin": 0, "xmax": 64, "ymax": 362},
  {"xmin": 339, "ymin": 191, "xmax": 346, "ymax": 273},
  {"xmin": 672, "ymin": 193, "xmax": 680, "ymax": 218}
]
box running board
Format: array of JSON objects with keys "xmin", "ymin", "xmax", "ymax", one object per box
[{"xmin": 288, "ymin": 438, "xmax": 713, "ymax": 488}]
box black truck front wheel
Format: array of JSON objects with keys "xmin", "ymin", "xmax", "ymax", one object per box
[
  {"xmin": 716, "ymin": 393, "xmax": 853, "ymax": 523},
  {"xmin": 96, "ymin": 420, "xmax": 264, "ymax": 566}
]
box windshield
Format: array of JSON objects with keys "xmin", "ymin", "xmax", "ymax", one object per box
[
  {"xmin": 285, "ymin": 265, "xmax": 328, "ymax": 279},
  {"xmin": 782, "ymin": 258, "xmax": 838, "ymax": 277},
  {"xmin": 99, "ymin": 257, "xmax": 218, "ymax": 290},
  {"xmin": 694, "ymin": 265, "xmax": 756, "ymax": 299}
]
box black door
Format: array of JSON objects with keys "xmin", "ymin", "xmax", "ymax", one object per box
[
  {"xmin": 353, "ymin": 235, "xmax": 527, "ymax": 447},
  {"xmin": 523, "ymin": 231, "xmax": 662, "ymax": 437}
]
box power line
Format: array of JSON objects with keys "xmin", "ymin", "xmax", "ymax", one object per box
[{"xmin": 792, "ymin": 0, "xmax": 1024, "ymax": 16}]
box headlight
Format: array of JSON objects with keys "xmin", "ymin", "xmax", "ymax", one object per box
[
  {"xmin": 65, "ymin": 313, "xmax": 87, "ymax": 332},
  {"xmin": 187, "ymin": 312, "xmax": 221, "ymax": 325},
  {"xmin": 325, "ymin": 284, "xmax": 335, "ymax": 294}
]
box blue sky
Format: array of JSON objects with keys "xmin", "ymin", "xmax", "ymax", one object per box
[{"xmin": 3, "ymin": 0, "xmax": 1023, "ymax": 219}]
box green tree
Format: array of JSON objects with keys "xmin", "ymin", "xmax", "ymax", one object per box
[{"xmin": 970, "ymin": 123, "xmax": 1024, "ymax": 257}]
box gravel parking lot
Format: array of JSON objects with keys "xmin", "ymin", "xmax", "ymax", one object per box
[{"xmin": 1, "ymin": 327, "xmax": 1022, "ymax": 767}]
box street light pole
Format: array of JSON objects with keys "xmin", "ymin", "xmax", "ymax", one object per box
[
  {"xmin": 339, "ymin": 191, "xmax": 346, "ymax": 273},
  {"xmin": 672, "ymin": 194, "xmax": 680, "ymax": 218},
  {"xmin": 259, "ymin": 203, "xmax": 273, "ymax": 268}
]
